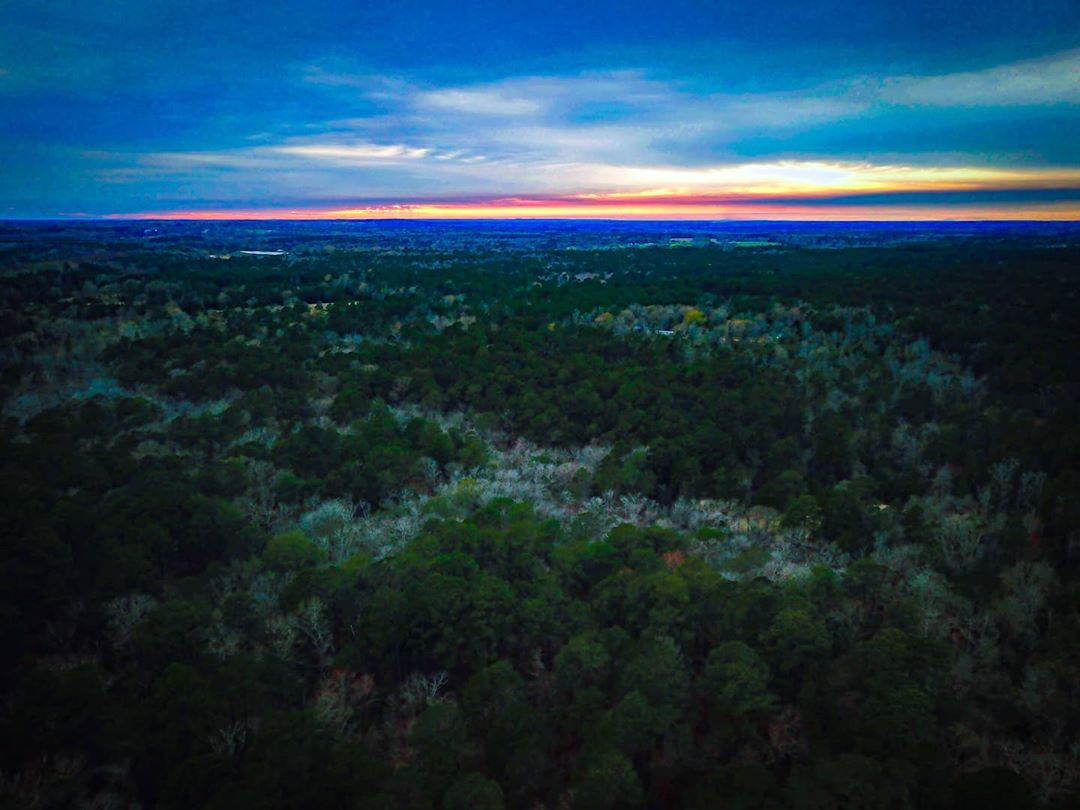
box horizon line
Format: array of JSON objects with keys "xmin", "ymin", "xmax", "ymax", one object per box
[{"xmin": 3, "ymin": 216, "xmax": 1080, "ymax": 225}]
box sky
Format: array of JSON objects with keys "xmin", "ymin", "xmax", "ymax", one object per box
[{"xmin": 1, "ymin": 0, "xmax": 1079, "ymax": 220}]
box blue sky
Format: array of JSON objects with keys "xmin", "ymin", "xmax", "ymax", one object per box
[{"xmin": 1, "ymin": 0, "xmax": 1079, "ymax": 218}]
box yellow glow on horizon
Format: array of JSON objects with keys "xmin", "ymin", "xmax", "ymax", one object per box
[
  {"xmin": 109, "ymin": 158, "xmax": 1080, "ymax": 221},
  {"xmin": 575, "ymin": 162, "xmax": 1080, "ymax": 197},
  {"xmin": 119, "ymin": 200, "xmax": 1080, "ymax": 222}
]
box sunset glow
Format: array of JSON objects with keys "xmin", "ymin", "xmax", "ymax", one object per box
[
  {"xmin": 3, "ymin": 2, "xmax": 1077, "ymax": 219},
  {"xmin": 119, "ymin": 201, "xmax": 1080, "ymax": 222}
]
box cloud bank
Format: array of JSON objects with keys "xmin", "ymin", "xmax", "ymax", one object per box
[
  {"xmin": 88, "ymin": 50, "xmax": 1080, "ymax": 219},
  {"xmin": 2, "ymin": 0, "xmax": 1077, "ymax": 219}
]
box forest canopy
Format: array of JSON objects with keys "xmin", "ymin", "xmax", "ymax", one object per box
[{"xmin": 1, "ymin": 220, "xmax": 1079, "ymax": 809}]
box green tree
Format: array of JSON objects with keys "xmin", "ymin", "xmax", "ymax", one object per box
[
  {"xmin": 573, "ymin": 748, "xmax": 643, "ymax": 810},
  {"xmin": 759, "ymin": 606, "xmax": 830, "ymax": 684},
  {"xmin": 444, "ymin": 772, "xmax": 505, "ymax": 810},
  {"xmin": 702, "ymin": 641, "xmax": 777, "ymax": 717}
]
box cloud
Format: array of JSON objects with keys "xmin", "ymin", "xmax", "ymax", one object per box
[
  {"xmin": 134, "ymin": 139, "xmax": 437, "ymax": 172},
  {"xmin": 299, "ymin": 66, "xmax": 410, "ymax": 98},
  {"xmin": 65, "ymin": 49, "xmax": 1080, "ymax": 215},
  {"xmin": 289, "ymin": 49, "xmax": 1080, "ymax": 176},
  {"xmin": 550, "ymin": 161, "xmax": 1080, "ymax": 198},
  {"xmin": 272, "ymin": 143, "xmax": 431, "ymax": 160},
  {"xmin": 418, "ymin": 88, "xmax": 544, "ymax": 116},
  {"xmin": 106, "ymin": 134, "xmax": 1080, "ymax": 204},
  {"xmin": 879, "ymin": 49, "xmax": 1080, "ymax": 107},
  {"xmin": 116, "ymin": 196, "xmax": 1080, "ymax": 222}
]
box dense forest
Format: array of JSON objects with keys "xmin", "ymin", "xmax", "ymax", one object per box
[{"xmin": 1, "ymin": 221, "xmax": 1079, "ymax": 808}]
